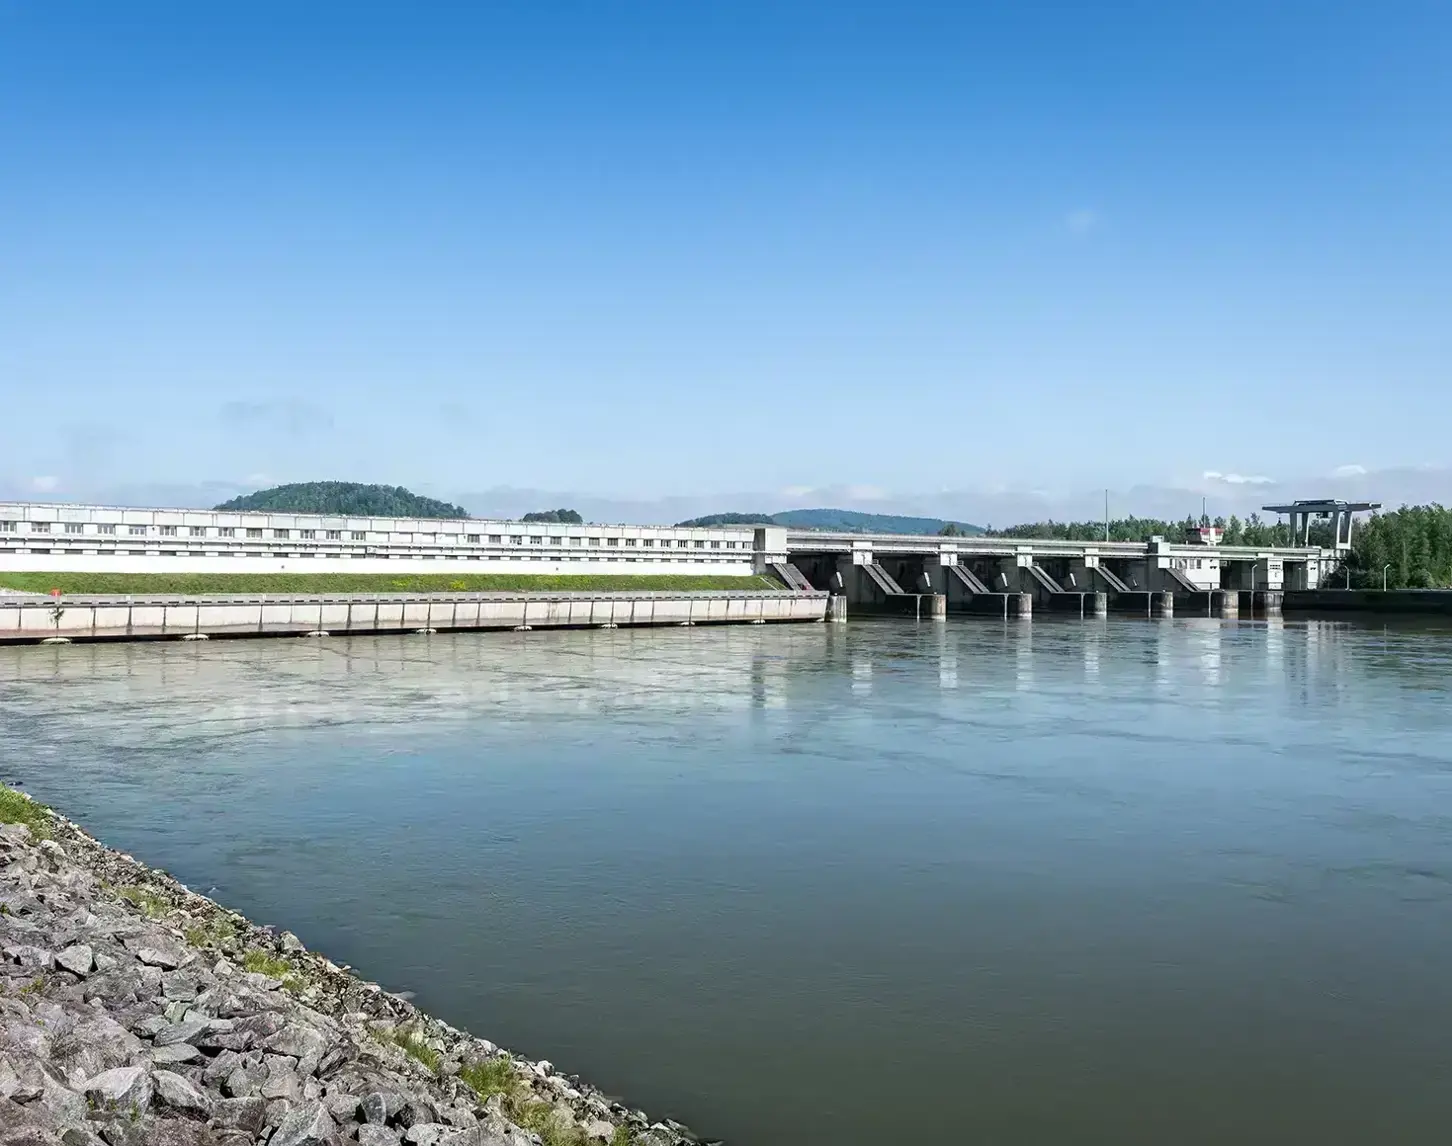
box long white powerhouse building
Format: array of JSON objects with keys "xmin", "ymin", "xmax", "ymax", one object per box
[{"xmin": 0, "ymin": 502, "xmax": 760, "ymax": 576}]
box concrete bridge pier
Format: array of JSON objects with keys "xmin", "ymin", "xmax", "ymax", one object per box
[
  {"xmin": 1238, "ymin": 589, "xmax": 1284, "ymax": 616},
  {"xmin": 1168, "ymin": 589, "xmax": 1239, "ymax": 617},
  {"xmin": 836, "ymin": 554, "xmax": 876, "ymax": 610}
]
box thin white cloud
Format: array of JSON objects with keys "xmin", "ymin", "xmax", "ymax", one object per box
[
  {"xmin": 1203, "ymin": 470, "xmax": 1275, "ymax": 486},
  {"xmin": 1333, "ymin": 463, "xmax": 1367, "ymax": 477},
  {"xmin": 779, "ymin": 485, "xmax": 814, "ymax": 499},
  {"xmin": 843, "ymin": 484, "xmax": 888, "ymax": 501},
  {"xmin": 1065, "ymin": 208, "xmax": 1101, "ymax": 236},
  {"xmin": 29, "ymin": 475, "xmax": 59, "ymax": 493}
]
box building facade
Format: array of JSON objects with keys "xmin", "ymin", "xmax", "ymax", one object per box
[{"xmin": 0, "ymin": 502, "xmax": 760, "ymax": 577}]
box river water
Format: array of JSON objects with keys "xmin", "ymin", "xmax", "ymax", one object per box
[{"xmin": 2, "ymin": 617, "xmax": 1451, "ymax": 1144}]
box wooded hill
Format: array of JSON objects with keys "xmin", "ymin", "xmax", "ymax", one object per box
[{"xmin": 215, "ymin": 482, "xmax": 470, "ymax": 519}]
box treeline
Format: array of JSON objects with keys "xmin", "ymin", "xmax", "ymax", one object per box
[
  {"xmin": 521, "ymin": 508, "xmax": 583, "ymax": 523},
  {"xmin": 1346, "ymin": 505, "xmax": 1452, "ymax": 589},
  {"xmin": 981, "ymin": 514, "xmax": 1292, "ymax": 546}
]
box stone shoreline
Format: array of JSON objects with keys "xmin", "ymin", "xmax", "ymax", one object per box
[{"xmin": 0, "ymin": 789, "xmax": 710, "ymax": 1146}]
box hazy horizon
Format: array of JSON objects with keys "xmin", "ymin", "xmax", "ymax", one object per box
[{"xmin": 2, "ymin": 464, "xmax": 1446, "ymax": 530}]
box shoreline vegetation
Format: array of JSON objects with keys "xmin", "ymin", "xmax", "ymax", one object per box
[
  {"xmin": 0, "ymin": 573, "xmax": 782, "ymax": 596},
  {"xmin": 0, "ymin": 783, "xmax": 709, "ymax": 1146}
]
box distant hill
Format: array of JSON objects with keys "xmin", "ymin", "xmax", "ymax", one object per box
[
  {"xmin": 521, "ymin": 508, "xmax": 583, "ymax": 524},
  {"xmin": 676, "ymin": 512, "xmax": 777, "ymax": 526},
  {"xmin": 676, "ymin": 508, "xmax": 984, "ymax": 536},
  {"xmin": 214, "ymin": 482, "xmax": 469, "ymax": 519}
]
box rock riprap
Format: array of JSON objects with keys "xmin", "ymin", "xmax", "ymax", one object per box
[{"xmin": 0, "ymin": 791, "xmax": 709, "ymax": 1146}]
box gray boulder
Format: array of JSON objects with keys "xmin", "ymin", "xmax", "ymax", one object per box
[
  {"xmin": 3, "ymin": 945, "xmax": 54, "ymax": 970},
  {"xmin": 322, "ymin": 1090, "xmax": 360, "ymax": 1120},
  {"xmin": 39, "ymin": 1069, "xmax": 88, "ymax": 1124},
  {"xmin": 200, "ymin": 1049, "xmax": 242, "ymax": 1086},
  {"xmin": 159, "ymin": 973, "xmax": 198, "ymax": 1002},
  {"xmin": 361, "ymin": 1090, "xmax": 409, "ymax": 1125},
  {"xmin": 259, "ymin": 1058, "xmax": 304, "ymax": 1102},
  {"xmin": 145, "ymin": 1120, "xmax": 217, "ymax": 1146},
  {"xmin": 270, "ymin": 1102, "xmax": 339, "ymax": 1146},
  {"xmin": 223, "ymin": 1061, "xmax": 263, "ymax": 1098},
  {"xmin": 209, "ymin": 1095, "xmax": 266, "ymax": 1133},
  {"xmin": 399, "ymin": 1098, "xmax": 439, "ymax": 1128},
  {"xmin": 149, "ymin": 1043, "xmax": 201, "ymax": 1066},
  {"xmin": 94, "ymin": 1115, "xmax": 147, "ymax": 1146},
  {"xmin": 152, "ymin": 1068, "xmax": 214, "ymax": 1115},
  {"xmin": 125, "ymin": 939, "xmax": 187, "ymax": 970},
  {"xmin": 264, "ymin": 1023, "xmax": 327, "ymax": 1074},
  {"xmin": 54, "ymin": 945, "xmax": 93, "ymax": 977},
  {"xmin": 153, "ymin": 1018, "xmax": 210, "ymax": 1048},
  {"xmin": 81, "ymin": 1065, "xmax": 151, "ymax": 1113}
]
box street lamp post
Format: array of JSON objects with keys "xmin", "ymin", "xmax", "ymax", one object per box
[{"xmin": 1383, "ymin": 563, "xmax": 1393, "ymax": 592}]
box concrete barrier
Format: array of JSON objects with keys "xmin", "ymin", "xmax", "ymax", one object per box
[
  {"xmin": 0, "ymin": 591, "xmax": 829, "ymax": 644},
  {"xmin": 1283, "ymin": 589, "xmax": 1452, "ymax": 615}
]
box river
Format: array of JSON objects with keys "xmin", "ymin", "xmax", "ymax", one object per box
[{"xmin": 2, "ymin": 617, "xmax": 1450, "ymax": 1144}]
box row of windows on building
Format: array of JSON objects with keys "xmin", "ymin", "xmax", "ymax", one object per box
[
  {"xmin": 0, "ymin": 522, "xmax": 373, "ymax": 540},
  {"xmin": 0, "ymin": 521, "xmax": 739, "ymax": 549},
  {"xmin": 5, "ymin": 549, "xmax": 734, "ymax": 564}
]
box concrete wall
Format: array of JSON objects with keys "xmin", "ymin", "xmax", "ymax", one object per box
[
  {"xmin": 0, "ymin": 591, "xmax": 828, "ymax": 643},
  {"xmin": 1284, "ymin": 589, "xmax": 1452, "ymax": 614}
]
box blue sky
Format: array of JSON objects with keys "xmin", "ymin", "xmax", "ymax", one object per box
[{"xmin": 1, "ymin": 2, "xmax": 1448, "ymax": 518}]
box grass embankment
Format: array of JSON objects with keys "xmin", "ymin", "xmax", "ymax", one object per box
[
  {"xmin": 0, "ymin": 572, "xmax": 783, "ymax": 595},
  {"xmin": 0, "ymin": 783, "xmax": 51, "ymax": 839}
]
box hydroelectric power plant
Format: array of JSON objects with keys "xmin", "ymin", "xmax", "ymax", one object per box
[{"xmin": 0, "ymin": 499, "xmax": 1371, "ymax": 642}]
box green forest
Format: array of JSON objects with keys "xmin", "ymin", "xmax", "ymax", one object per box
[
  {"xmin": 1342, "ymin": 505, "xmax": 1452, "ymax": 589},
  {"xmin": 215, "ymin": 482, "xmax": 469, "ymax": 518},
  {"xmin": 981, "ymin": 514, "xmax": 1293, "ymax": 546},
  {"xmin": 520, "ymin": 508, "xmax": 584, "ymax": 523}
]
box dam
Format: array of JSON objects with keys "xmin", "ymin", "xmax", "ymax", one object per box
[{"xmin": 0, "ymin": 499, "xmax": 1364, "ymax": 641}]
